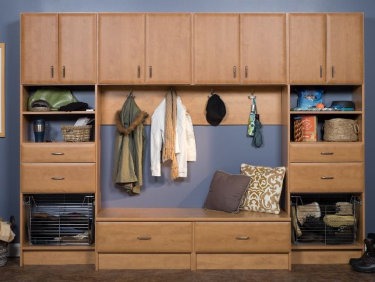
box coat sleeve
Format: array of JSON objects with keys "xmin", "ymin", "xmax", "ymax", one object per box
[
  {"xmin": 185, "ymin": 112, "xmax": 197, "ymax": 162},
  {"xmin": 150, "ymin": 100, "xmax": 165, "ymax": 177}
]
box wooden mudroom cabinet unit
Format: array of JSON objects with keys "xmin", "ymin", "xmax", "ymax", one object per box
[
  {"xmin": 19, "ymin": 12, "xmax": 365, "ymax": 270},
  {"xmin": 21, "ymin": 13, "xmax": 97, "ymax": 84}
]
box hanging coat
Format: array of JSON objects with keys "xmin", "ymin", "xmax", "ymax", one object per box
[
  {"xmin": 113, "ymin": 95, "xmax": 148, "ymax": 194},
  {"xmin": 150, "ymin": 95, "xmax": 196, "ymax": 178}
]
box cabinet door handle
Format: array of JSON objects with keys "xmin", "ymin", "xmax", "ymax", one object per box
[
  {"xmin": 137, "ymin": 235, "xmax": 152, "ymax": 240},
  {"xmin": 331, "ymin": 66, "xmax": 335, "ymax": 78},
  {"xmin": 233, "ymin": 66, "xmax": 237, "ymax": 78},
  {"xmin": 235, "ymin": 236, "xmax": 250, "ymax": 240},
  {"xmin": 51, "ymin": 152, "xmax": 65, "ymax": 156},
  {"xmin": 137, "ymin": 65, "xmax": 141, "ymax": 78},
  {"xmin": 320, "ymin": 65, "xmax": 323, "ymax": 78},
  {"xmin": 62, "ymin": 66, "xmax": 66, "ymax": 78},
  {"xmin": 50, "ymin": 66, "xmax": 54, "ymax": 78},
  {"xmin": 320, "ymin": 152, "xmax": 334, "ymax": 155},
  {"xmin": 245, "ymin": 66, "xmax": 248, "ymax": 78},
  {"xmin": 149, "ymin": 66, "xmax": 152, "ymax": 78},
  {"xmin": 321, "ymin": 176, "xmax": 334, "ymax": 180},
  {"xmin": 51, "ymin": 177, "xmax": 65, "ymax": 181}
]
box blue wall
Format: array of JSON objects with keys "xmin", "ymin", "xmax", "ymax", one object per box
[{"xmin": 1, "ymin": 0, "xmax": 374, "ymax": 238}]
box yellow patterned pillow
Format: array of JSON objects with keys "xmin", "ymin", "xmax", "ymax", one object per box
[{"xmin": 240, "ymin": 163, "xmax": 286, "ymax": 214}]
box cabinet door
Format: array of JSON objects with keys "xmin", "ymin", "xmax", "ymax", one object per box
[
  {"xmin": 21, "ymin": 14, "xmax": 58, "ymax": 84},
  {"xmin": 326, "ymin": 13, "xmax": 363, "ymax": 84},
  {"xmin": 241, "ymin": 14, "xmax": 286, "ymax": 84},
  {"xmin": 59, "ymin": 14, "xmax": 97, "ymax": 84},
  {"xmin": 146, "ymin": 14, "xmax": 191, "ymax": 84},
  {"xmin": 193, "ymin": 14, "xmax": 240, "ymax": 84},
  {"xmin": 98, "ymin": 13, "xmax": 145, "ymax": 84},
  {"xmin": 289, "ymin": 14, "xmax": 326, "ymax": 84}
]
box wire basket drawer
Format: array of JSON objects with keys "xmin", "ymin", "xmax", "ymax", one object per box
[
  {"xmin": 291, "ymin": 195, "xmax": 360, "ymax": 245},
  {"xmin": 24, "ymin": 194, "xmax": 95, "ymax": 246}
]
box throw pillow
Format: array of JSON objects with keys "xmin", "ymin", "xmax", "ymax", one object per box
[
  {"xmin": 204, "ymin": 170, "xmax": 251, "ymax": 213},
  {"xmin": 240, "ymin": 163, "xmax": 286, "ymax": 215}
]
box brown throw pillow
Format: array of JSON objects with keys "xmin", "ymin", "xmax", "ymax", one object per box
[
  {"xmin": 204, "ymin": 170, "xmax": 251, "ymax": 213},
  {"xmin": 240, "ymin": 163, "xmax": 286, "ymax": 215}
]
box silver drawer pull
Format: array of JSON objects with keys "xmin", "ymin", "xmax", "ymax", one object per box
[
  {"xmin": 321, "ymin": 176, "xmax": 334, "ymax": 180},
  {"xmin": 320, "ymin": 152, "xmax": 334, "ymax": 155},
  {"xmin": 137, "ymin": 235, "xmax": 152, "ymax": 241},
  {"xmin": 235, "ymin": 236, "xmax": 250, "ymax": 241},
  {"xmin": 51, "ymin": 152, "xmax": 65, "ymax": 156},
  {"xmin": 51, "ymin": 177, "xmax": 65, "ymax": 181}
]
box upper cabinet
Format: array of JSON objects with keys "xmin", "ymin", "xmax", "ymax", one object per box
[
  {"xmin": 193, "ymin": 14, "xmax": 240, "ymax": 84},
  {"xmin": 21, "ymin": 13, "xmax": 97, "ymax": 84},
  {"xmin": 240, "ymin": 14, "xmax": 286, "ymax": 84},
  {"xmin": 289, "ymin": 13, "xmax": 363, "ymax": 84},
  {"xmin": 326, "ymin": 13, "xmax": 363, "ymax": 84},
  {"xmin": 289, "ymin": 14, "xmax": 326, "ymax": 84},
  {"xmin": 98, "ymin": 13, "xmax": 145, "ymax": 84},
  {"xmin": 193, "ymin": 13, "xmax": 287, "ymax": 85},
  {"xmin": 145, "ymin": 13, "xmax": 192, "ymax": 84},
  {"xmin": 99, "ymin": 13, "xmax": 191, "ymax": 84}
]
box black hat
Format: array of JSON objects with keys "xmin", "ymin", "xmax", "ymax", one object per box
[
  {"xmin": 206, "ymin": 94, "xmax": 226, "ymax": 126},
  {"xmin": 59, "ymin": 102, "xmax": 89, "ymax": 111}
]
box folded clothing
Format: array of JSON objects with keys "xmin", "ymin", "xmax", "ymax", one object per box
[
  {"xmin": 336, "ymin": 202, "xmax": 353, "ymax": 215},
  {"xmin": 297, "ymin": 202, "xmax": 321, "ymax": 225},
  {"xmin": 323, "ymin": 214, "xmax": 356, "ymax": 228}
]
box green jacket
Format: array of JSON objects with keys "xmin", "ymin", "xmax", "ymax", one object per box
[{"xmin": 113, "ymin": 95, "xmax": 148, "ymax": 194}]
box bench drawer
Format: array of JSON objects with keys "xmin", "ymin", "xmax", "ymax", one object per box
[
  {"xmin": 289, "ymin": 163, "xmax": 364, "ymax": 192},
  {"xmin": 21, "ymin": 163, "xmax": 96, "ymax": 193},
  {"xmin": 96, "ymin": 222, "xmax": 192, "ymax": 252},
  {"xmin": 195, "ymin": 222, "xmax": 290, "ymax": 253}
]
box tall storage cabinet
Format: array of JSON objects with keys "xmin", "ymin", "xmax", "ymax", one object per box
[
  {"xmin": 287, "ymin": 13, "xmax": 365, "ymax": 264},
  {"xmin": 19, "ymin": 13, "xmax": 98, "ymax": 266}
]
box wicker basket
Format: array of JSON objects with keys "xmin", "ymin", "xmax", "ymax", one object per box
[
  {"xmin": 323, "ymin": 118, "xmax": 359, "ymax": 142},
  {"xmin": 0, "ymin": 241, "xmax": 8, "ymax": 267},
  {"xmin": 61, "ymin": 125, "xmax": 91, "ymax": 142}
]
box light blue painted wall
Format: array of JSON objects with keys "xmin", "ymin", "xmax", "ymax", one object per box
[{"xmin": 1, "ymin": 0, "xmax": 374, "ymax": 239}]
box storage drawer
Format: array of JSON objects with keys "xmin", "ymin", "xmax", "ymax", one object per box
[
  {"xmin": 21, "ymin": 143, "xmax": 96, "ymax": 163},
  {"xmin": 289, "ymin": 163, "xmax": 363, "ymax": 192},
  {"xmin": 21, "ymin": 163, "xmax": 96, "ymax": 193},
  {"xmin": 194, "ymin": 222, "xmax": 290, "ymax": 253},
  {"xmin": 96, "ymin": 222, "xmax": 192, "ymax": 252},
  {"xmin": 98, "ymin": 254, "xmax": 191, "ymax": 270},
  {"xmin": 290, "ymin": 143, "xmax": 363, "ymax": 163},
  {"xmin": 196, "ymin": 254, "xmax": 289, "ymax": 270}
]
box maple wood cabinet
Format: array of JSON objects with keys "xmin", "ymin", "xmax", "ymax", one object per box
[
  {"xmin": 240, "ymin": 14, "xmax": 286, "ymax": 84},
  {"xmin": 99, "ymin": 13, "xmax": 191, "ymax": 84},
  {"xmin": 21, "ymin": 13, "xmax": 97, "ymax": 84},
  {"xmin": 193, "ymin": 13, "xmax": 287, "ymax": 84},
  {"xmin": 193, "ymin": 14, "xmax": 240, "ymax": 84},
  {"xmin": 289, "ymin": 13, "xmax": 363, "ymax": 84}
]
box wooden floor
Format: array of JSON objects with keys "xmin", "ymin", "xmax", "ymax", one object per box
[{"xmin": 1, "ymin": 259, "xmax": 374, "ymax": 282}]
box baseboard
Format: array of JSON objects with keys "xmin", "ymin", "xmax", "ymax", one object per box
[{"xmin": 8, "ymin": 243, "xmax": 20, "ymax": 257}]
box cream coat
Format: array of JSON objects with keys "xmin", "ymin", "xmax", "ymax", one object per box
[{"xmin": 151, "ymin": 96, "xmax": 196, "ymax": 177}]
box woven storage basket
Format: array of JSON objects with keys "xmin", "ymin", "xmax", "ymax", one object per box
[
  {"xmin": 0, "ymin": 241, "xmax": 8, "ymax": 267},
  {"xmin": 323, "ymin": 118, "xmax": 359, "ymax": 142},
  {"xmin": 61, "ymin": 125, "xmax": 91, "ymax": 142}
]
